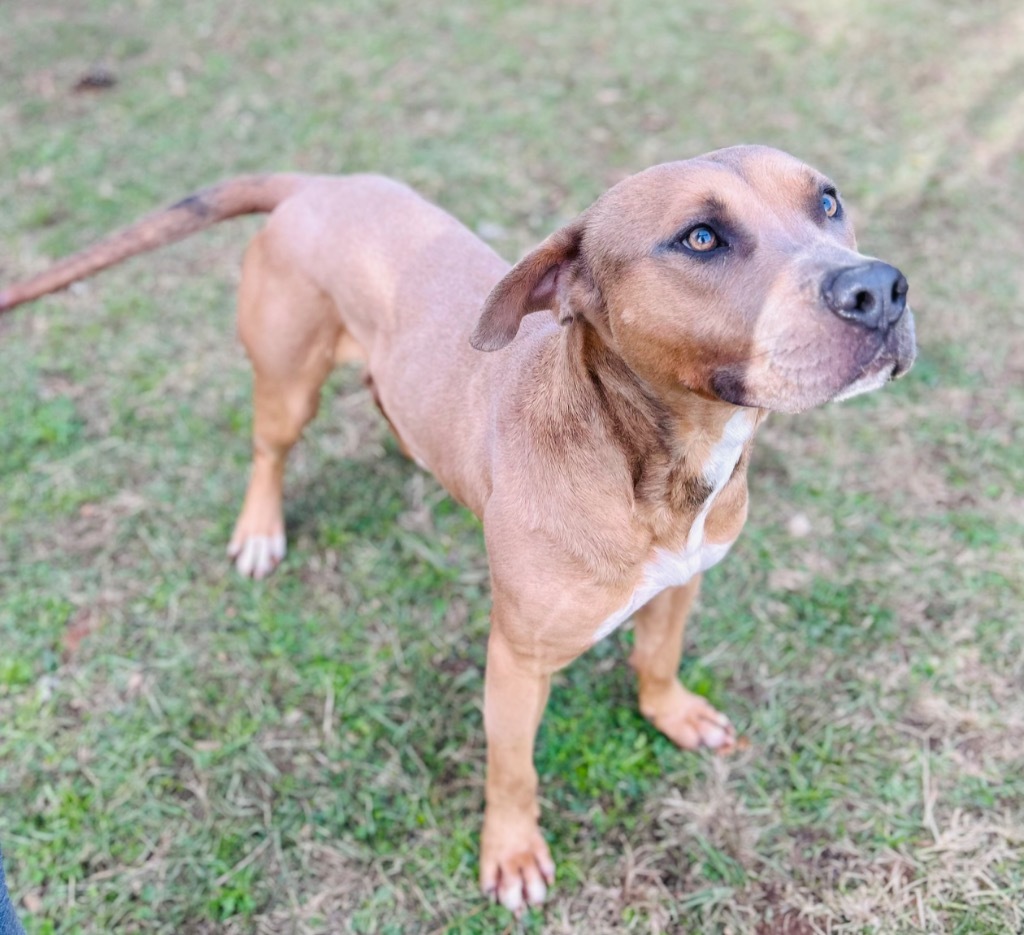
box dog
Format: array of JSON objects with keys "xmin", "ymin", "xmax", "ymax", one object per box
[{"xmin": 1, "ymin": 145, "xmax": 916, "ymax": 912}]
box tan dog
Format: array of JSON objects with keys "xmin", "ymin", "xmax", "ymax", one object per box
[{"xmin": 1, "ymin": 146, "xmax": 916, "ymax": 912}]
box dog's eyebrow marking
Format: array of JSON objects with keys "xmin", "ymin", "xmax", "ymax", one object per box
[
  {"xmin": 658, "ymin": 196, "xmax": 736, "ymax": 251},
  {"xmin": 695, "ymin": 195, "xmax": 729, "ymax": 219}
]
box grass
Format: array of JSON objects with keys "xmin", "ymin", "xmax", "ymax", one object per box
[{"xmin": 1, "ymin": 0, "xmax": 1023, "ymax": 932}]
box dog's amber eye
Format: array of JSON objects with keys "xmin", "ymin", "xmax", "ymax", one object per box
[
  {"xmin": 686, "ymin": 226, "xmax": 719, "ymax": 251},
  {"xmin": 822, "ymin": 191, "xmax": 839, "ymax": 218}
]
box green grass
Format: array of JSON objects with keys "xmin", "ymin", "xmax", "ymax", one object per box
[{"xmin": 2, "ymin": 0, "xmax": 1023, "ymax": 932}]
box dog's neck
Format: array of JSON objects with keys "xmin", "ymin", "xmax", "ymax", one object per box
[{"xmin": 553, "ymin": 321, "xmax": 761, "ymax": 538}]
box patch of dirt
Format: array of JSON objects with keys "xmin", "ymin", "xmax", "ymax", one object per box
[
  {"xmin": 61, "ymin": 605, "xmax": 103, "ymax": 660},
  {"xmin": 62, "ymin": 491, "xmax": 149, "ymax": 558}
]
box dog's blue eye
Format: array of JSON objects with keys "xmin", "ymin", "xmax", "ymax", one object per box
[
  {"xmin": 822, "ymin": 191, "xmax": 839, "ymax": 217},
  {"xmin": 685, "ymin": 226, "xmax": 719, "ymax": 251}
]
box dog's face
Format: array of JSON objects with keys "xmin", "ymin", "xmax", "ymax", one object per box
[{"xmin": 472, "ymin": 145, "xmax": 916, "ymax": 413}]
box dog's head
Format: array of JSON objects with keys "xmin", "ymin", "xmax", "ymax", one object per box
[{"xmin": 471, "ymin": 145, "xmax": 916, "ymax": 413}]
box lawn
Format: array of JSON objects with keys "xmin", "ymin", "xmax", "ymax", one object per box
[{"xmin": 1, "ymin": 1, "xmax": 1022, "ymax": 932}]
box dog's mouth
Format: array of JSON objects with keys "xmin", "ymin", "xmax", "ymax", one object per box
[
  {"xmin": 830, "ymin": 310, "xmax": 917, "ymax": 403},
  {"xmin": 831, "ymin": 352, "xmax": 901, "ymax": 402},
  {"xmin": 708, "ymin": 306, "xmax": 917, "ymax": 413}
]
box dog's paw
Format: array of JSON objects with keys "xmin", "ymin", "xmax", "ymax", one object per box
[
  {"xmin": 480, "ymin": 819, "xmax": 555, "ymax": 915},
  {"xmin": 642, "ymin": 683, "xmax": 735, "ymax": 753},
  {"xmin": 227, "ymin": 532, "xmax": 286, "ymax": 579}
]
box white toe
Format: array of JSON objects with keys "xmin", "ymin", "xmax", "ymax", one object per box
[
  {"xmin": 253, "ymin": 538, "xmax": 274, "ymax": 579},
  {"xmin": 499, "ymin": 882, "xmax": 523, "ymax": 913},
  {"xmin": 525, "ymin": 875, "xmax": 547, "ymax": 906},
  {"xmin": 703, "ymin": 724, "xmax": 727, "ymax": 749},
  {"xmin": 236, "ymin": 538, "xmax": 257, "ymax": 576}
]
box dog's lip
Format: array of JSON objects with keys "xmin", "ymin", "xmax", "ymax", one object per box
[
  {"xmin": 832, "ymin": 319, "xmax": 915, "ymax": 399},
  {"xmin": 854, "ymin": 333, "xmax": 899, "ymax": 378}
]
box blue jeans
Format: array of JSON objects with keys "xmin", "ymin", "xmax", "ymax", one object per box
[{"xmin": 0, "ymin": 845, "xmax": 25, "ymax": 935}]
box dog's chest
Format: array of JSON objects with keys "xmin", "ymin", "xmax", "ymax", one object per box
[{"xmin": 592, "ymin": 411, "xmax": 754, "ymax": 642}]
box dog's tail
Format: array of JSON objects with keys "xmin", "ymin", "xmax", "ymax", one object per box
[{"xmin": 0, "ymin": 173, "xmax": 307, "ymax": 314}]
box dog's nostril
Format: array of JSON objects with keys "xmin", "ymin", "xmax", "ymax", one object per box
[
  {"xmin": 892, "ymin": 274, "xmax": 908, "ymax": 304},
  {"xmin": 854, "ymin": 290, "xmax": 876, "ymax": 313}
]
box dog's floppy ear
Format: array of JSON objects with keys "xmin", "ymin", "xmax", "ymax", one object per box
[{"xmin": 470, "ymin": 217, "xmax": 586, "ymax": 352}]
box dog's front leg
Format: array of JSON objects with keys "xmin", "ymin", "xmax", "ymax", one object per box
[
  {"xmin": 630, "ymin": 579, "xmax": 735, "ymax": 752},
  {"xmin": 479, "ymin": 623, "xmax": 557, "ymax": 914}
]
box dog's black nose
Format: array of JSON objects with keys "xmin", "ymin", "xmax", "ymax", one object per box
[{"xmin": 823, "ymin": 262, "xmax": 908, "ymax": 329}]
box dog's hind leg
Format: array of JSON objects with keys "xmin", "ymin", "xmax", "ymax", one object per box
[{"xmin": 228, "ymin": 230, "xmax": 345, "ymax": 578}]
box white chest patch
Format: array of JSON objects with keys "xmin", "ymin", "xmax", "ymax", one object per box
[{"xmin": 592, "ymin": 410, "xmax": 754, "ymax": 643}]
